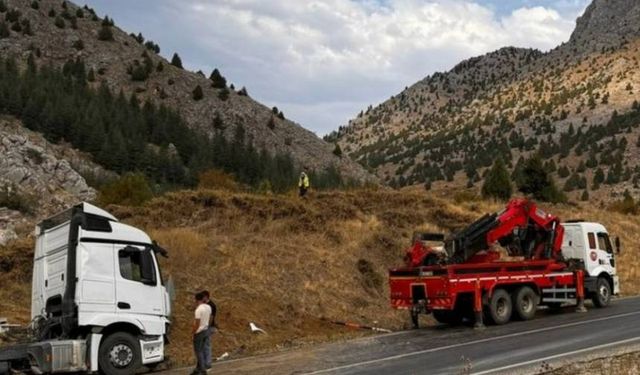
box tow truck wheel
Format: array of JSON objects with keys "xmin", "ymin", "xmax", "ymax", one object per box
[
  {"xmin": 487, "ymin": 289, "xmax": 512, "ymax": 325},
  {"xmin": 98, "ymin": 332, "xmax": 142, "ymax": 375},
  {"xmin": 592, "ymin": 277, "xmax": 612, "ymax": 308},
  {"xmin": 433, "ymin": 310, "xmax": 462, "ymax": 326},
  {"xmin": 513, "ymin": 286, "xmax": 538, "ymax": 321}
]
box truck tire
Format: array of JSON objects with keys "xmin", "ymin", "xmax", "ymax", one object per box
[
  {"xmin": 433, "ymin": 310, "xmax": 462, "ymax": 326},
  {"xmin": 592, "ymin": 277, "xmax": 612, "ymax": 308},
  {"xmin": 513, "ymin": 286, "xmax": 538, "ymax": 321},
  {"xmin": 98, "ymin": 332, "xmax": 142, "ymax": 375},
  {"xmin": 487, "ymin": 289, "xmax": 512, "ymax": 325}
]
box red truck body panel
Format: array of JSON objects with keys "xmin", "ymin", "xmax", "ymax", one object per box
[{"xmin": 389, "ymin": 260, "xmax": 579, "ymax": 311}]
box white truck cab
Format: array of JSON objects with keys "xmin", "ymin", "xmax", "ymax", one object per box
[
  {"xmin": 1, "ymin": 203, "xmax": 171, "ymax": 375},
  {"xmin": 561, "ymin": 221, "xmax": 620, "ymax": 306}
]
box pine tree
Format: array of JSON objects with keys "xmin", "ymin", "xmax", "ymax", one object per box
[
  {"xmin": 131, "ymin": 65, "xmax": 149, "ymax": 81},
  {"xmin": 517, "ymin": 154, "xmax": 566, "ymax": 203},
  {"xmin": 0, "ymin": 21, "xmax": 9, "ymax": 38},
  {"xmin": 267, "ymin": 116, "xmax": 275, "ymax": 130},
  {"xmin": 192, "ymin": 85, "xmax": 204, "ymax": 100},
  {"xmin": 170, "ymin": 53, "xmax": 183, "ymax": 68},
  {"xmin": 581, "ymin": 189, "xmax": 589, "ymax": 201},
  {"xmin": 238, "ymin": 87, "xmax": 248, "ymax": 96},
  {"xmin": 0, "ymin": 0, "xmax": 5, "ymax": 12},
  {"xmin": 218, "ymin": 88, "xmax": 229, "ymax": 101},
  {"xmin": 22, "ymin": 19, "xmax": 33, "ymax": 36},
  {"xmin": 482, "ymin": 158, "xmax": 512, "ymax": 200},
  {"xmin": 87, "ymin": 68, "xmax": 96, "ymax": 82},
  {"xmin": 209, "ymin": 68, "xmax": 226, "ymax": 88},
  {"xmin": 97, "ymin": 24, "xmax": 113, "ymax": 41},
  {"xmin": 557, "ymin": 165, "xmax": 570, "ymax": 178},
  {"xmin": 72, "ymin": 39, "xmax": 84, "ymax": 50},
  {"xmin": 333, "ymin": 143, "xmax": 343, "ymax": 157}
]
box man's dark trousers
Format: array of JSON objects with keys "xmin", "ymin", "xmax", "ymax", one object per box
[{"xmin": 193, "ymin": 330, "xmax": 208, "ymax": 374}]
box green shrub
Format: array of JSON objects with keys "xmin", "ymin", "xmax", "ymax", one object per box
[
  {"xmin": 54, "ymin": 16, "xmax": 65, "ymax": 29},
  {"xmin": 0, "ymin": 185, "xmax": 35, "ymax": 214},
  {"xmin": 98, "ymin": 173, "xmax": 153, "ymax": 206}
]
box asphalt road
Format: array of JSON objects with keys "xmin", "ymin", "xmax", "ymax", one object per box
[{"xmin": 167, "ymin": 296, "xmax": 640, "ymax": 375}]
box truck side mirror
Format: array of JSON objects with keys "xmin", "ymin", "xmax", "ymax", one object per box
[{"xmin": 615, "ymin": 237, "xmax": 621, "ymax": 254}]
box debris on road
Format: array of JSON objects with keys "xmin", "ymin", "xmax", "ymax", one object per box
[
  {"xmin": 249, "ymin": 322, "xmax": 266, "ymax": 334},
  {"xmin": 322, "ymin": 318, "xmax": 393, "ymax": 333},
  {"xmin": 216, "ymin": 352, "xmax": 229, "ymax": 361}
]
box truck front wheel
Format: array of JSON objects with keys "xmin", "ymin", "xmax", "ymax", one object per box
[
  {"xmin": 98, "ymin": 332, "xmax": 142, "ymax": 375},
  {"xmin": 487, "ymin": 289, "xmax": 512, "ymax": 325},
  {"xmin": 592, "ymin": 277, "xmax": 612, "ymax": 308}
]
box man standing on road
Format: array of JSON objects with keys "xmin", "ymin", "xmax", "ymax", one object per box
[
  {"xmin": 192, "ymin": 292, "xmax": 211, "ymax": 375},
  {"xmin": 202, "ymin": 290, "xmax": 218, "ymax": 369}
]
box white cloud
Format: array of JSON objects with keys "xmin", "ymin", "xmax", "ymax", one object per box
[{"xmin": 152, "ymin": 0, "xmax": 581, "ymax": 135}]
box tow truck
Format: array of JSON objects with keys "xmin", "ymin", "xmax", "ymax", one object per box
[
  {"xmin": 0, "ymin": 203, "xmax": 171, "ymax": 374},
  {"xmin": 389, "ymin": 199, "xmax": 620, "ymax": 328}
]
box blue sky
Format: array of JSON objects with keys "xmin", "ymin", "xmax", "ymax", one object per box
[{"xmin": 83, "ymin": 0, "xmax": 590, "ymax": 136}]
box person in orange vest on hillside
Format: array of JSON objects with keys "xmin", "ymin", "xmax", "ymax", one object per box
[{"xmin": 298, "ymin": 172, "xmax": 310, "ymax": 197}]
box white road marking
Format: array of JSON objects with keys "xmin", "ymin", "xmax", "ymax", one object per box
[
  {"xmin": 302, "ymin": 310, "xmax": 640, "ymax": 374},
  {"xmin": 471, "ymin": 336, "xmax": 640, "ymax": 375}
]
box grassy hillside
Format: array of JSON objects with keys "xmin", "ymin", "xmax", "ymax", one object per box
[{"xmin": 2, "ymin": 188, "xmax": 640, "ymax": 365}]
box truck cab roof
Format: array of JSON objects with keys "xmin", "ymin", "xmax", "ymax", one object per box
[
  {"xmin": 562, "ymin": 222, "xmax": 608, "ymax": 233},
  {"xmin": 36, "ymin": 202, "xmax": 151, "ymax": 245}
]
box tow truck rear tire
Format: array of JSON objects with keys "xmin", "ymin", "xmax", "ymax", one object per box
[
  {"xmin": 592, "ymin": 277, "xmax": 612, "ymax": 308},
  {"xmin": 487, "ymin": 289, "xmax": 512, "ymax": 325},
  {"xmin": 513, "ymin": 286, "xmax": 538, "ymax": 321},
  {"xmin": 98, "ymin": 332, "xmax": 142, "ymax": 375},
  {"xmin": 433, "ymin": 310, "xmax": 462, "ymax": 326}
]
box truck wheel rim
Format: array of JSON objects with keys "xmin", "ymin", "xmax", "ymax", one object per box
[
  {"xmin": 599, "ymin": 285, "xmax": 609, "ymax": 300},
  {"xmin": 521, "ymin": 296, "xmax": 532, "ymax": 312},
  {"xmin": 497, "ymin": 298, "xmax": 507, "ymax": 316},
  {"xmin": 109, "ymin": 344, "xmax": 134, "ymax": 367}
]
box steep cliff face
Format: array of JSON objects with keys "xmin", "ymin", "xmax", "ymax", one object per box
[
  {"xmin": 0, "ymin": 117, "xmax": 107, "ymax": 244},
  {"xmin": 569, "ymin": 0, "xmax": 640, "ymax": 53},
  {"xmin": 0, "ymin": 0, "xmax": 372, "ymax": 182}
]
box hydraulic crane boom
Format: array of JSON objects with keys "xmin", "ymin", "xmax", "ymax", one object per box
[{"xmin": 448, "ymin": 199, "xmax": 564, "ymax": 264}]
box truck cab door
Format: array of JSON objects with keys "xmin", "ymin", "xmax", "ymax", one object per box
[
  {"xmin": 596, "ymin": 232, "xmax": 616, "ymax": 271},
  {"xmin": 114, "ymin": 245, "xmax": 164, "ymax": 317}
]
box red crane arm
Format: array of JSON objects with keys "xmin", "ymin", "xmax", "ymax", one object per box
[{"xmin": 486, "ymin": 199, "xmax": 564, "ymax": 259}]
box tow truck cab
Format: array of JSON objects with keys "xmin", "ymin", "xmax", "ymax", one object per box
[
  {"xmin": 1, "ymin": 203, "xmax": 170, "ymax": 375},
  {"xmin": 561, "ymin": 222, "xmax": 620, "ymax": 299}
]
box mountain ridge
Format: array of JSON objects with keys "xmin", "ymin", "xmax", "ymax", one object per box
[
  {"xmin": 334, "ymin": 0, "xmax": 640, "ymax": 203},
  {"xmin": 0, "ymin": 0, "xmax": 372, "ymax": 184}
]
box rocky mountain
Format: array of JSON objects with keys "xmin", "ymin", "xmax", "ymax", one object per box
[
  {"xmin": 332, "ymin": 0, "xmax": 640, "ymax": 203},
  {"xmin": 0, "ymin": 0, "xmax": 372, "ymax": 187},
  {"xmin": 0, "ymin": 116, "xmax": 112, "ymax": 244}
]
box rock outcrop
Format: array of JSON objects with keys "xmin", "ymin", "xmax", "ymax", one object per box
[{"xmin": 0, "ymin": 117, "xmax": 107, "ymax": 242}]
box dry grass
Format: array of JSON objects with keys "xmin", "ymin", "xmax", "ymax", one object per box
[{"xmin": 2, "ymin": 189, "xmax": 640, "ymax": 365}]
